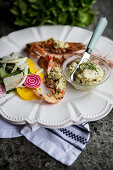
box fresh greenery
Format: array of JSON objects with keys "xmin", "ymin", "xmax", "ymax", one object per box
[
  {"xmin": 0, "ymin": 68, "xmax": 8, "ymax": 78},
  {"xmin": 0, "ymin": 78, "xmax": 3, "ymax": 84},
  {"xmin": 10, "ymin": 0, "xmax": 97, "ymax": 28},
  {"xmin": 28, "ymin": 68, "xmax": 32, "ymax": 74},
  {"xmin": 85, "ymin": 60, "xmax": 97, "ymax": 71},
  {"xmin": 5, "ymin": 64, "xmax": 15, "ymax": 73},
  {"xmin": 5, "ymin": 70, "xmax": 23, "ymax": 78},
  {"xmin": 6, "ymin": 89, "xmax": 16, "ymax": 94},
  {"xmin": 0, "ymin": 68, "xmax": 22, "ymax": 79}
]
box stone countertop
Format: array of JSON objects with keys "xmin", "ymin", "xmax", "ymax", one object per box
[{"xmin": 0, "ymin": 0, "xmax": 113, "ymax": 170}]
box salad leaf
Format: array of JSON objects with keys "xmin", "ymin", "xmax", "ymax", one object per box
[
  {"xmin": 10, "ymin": 0, "xmax": 97, "ymax": 28},
  {"xmin": 0, "ymin": 68, "xmax": 8, "ymax": 78},
  {"xmin": 4, "ymin": 70, "xmax": 23, "ymax": 78},
  {"xmin": 5, "ymin": 64, "xmax": 15, "ymax": 73},
  {"xmin": 6, "ymin": 89, "xmax": 16, "ymax": 94},
  {"xmin": 0, "ymin": 67, "xmax": 22, "ymax": 79},
  {"xmin": 0, "ymin": 78, "xmax": 3, "ymax": 84}
]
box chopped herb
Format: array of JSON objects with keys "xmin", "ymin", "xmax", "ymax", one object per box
[{"xmin": 85, "ymin": 60, "xmax": 97, "ymax": 71}]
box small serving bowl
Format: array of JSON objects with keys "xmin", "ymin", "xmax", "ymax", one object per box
[{"xmin": 62, "ymin": 55, "xmax": 110, "ymax": 91}]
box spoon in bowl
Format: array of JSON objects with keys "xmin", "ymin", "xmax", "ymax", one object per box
[{"xmin": 71, "ymin": 17, "xmax": 108, "ymax": 81}]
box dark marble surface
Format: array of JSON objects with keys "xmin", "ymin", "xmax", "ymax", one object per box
[{"xmin": 0, "ymin": 0, "xmax": 113, "ymax": 170}]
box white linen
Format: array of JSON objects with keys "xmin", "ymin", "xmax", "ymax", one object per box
[{"xmin": 0, "ymin": 117, "xmax": 90, "ymax": 166}]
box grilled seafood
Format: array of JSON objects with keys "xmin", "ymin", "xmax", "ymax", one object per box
[
  {"xmin": 26, "ymin": 38, "xmax": 86, "ymax": 57},
  {"xmin": 26, "ymin": 38, "xmax": 113, "ymax": 68},
  {"xmin": 25, "ymin": 38, "xmax": 113, "ymax": 103},
  {"xmin": 37, "ymin": 63, "xmax": 66, "ymax": 103},
  {"xmin": 34, "ymin": 87, "xmax": 65, "ymax": 104},
  {"xmin": 26, "ymin": 38, "xmax": 86, "ymax": 68},
  {"xmin": 33, "ymin": 69, "xmax": 66, "ymax": 104},
  {"xmin": 29, "ymin": 45, "xmax": 66, "ymax": 104}
]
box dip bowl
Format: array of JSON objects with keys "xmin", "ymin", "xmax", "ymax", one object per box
[{"xmin": 62, "ymin": 55, "xmax": 110, "ymax": 91}]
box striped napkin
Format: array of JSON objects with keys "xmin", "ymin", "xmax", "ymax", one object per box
[{"xmin": 0, "ymin": 117, "xmax": 90, "ymax": 166}]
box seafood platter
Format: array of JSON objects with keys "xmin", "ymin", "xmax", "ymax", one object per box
[{"xmin": 0, "ymin": 26, "xmax": 113, "ymax": 128}]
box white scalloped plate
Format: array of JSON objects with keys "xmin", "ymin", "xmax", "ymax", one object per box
[{"xmin": 0, "ymin": 25, "xmax": 113, "ymax": 128}]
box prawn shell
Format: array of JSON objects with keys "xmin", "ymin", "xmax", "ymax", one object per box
[{"xmin": 33, "ymin": 89, "xmax": 61, "ymax": 104}]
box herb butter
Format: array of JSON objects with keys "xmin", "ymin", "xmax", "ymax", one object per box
[
  {"xmin": 48, "ymin": 67, "xmax": 66, "ymax": 90},
  {"xmin": 69, "ymin": 60, "xmax": 105, "ymax": 85},
  {"xmin": 48, "ymin": 38, "xmax": 69, "ymax": 49}
]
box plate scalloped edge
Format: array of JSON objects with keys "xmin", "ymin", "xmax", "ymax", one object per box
[{"xmin": 0, "ymin": 25, "xmax": 113, "ymax": 128}]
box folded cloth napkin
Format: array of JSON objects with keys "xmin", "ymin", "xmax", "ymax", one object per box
[{"xmin": 0, "ymin": 117, "xmax": 90, "ymax": 166}]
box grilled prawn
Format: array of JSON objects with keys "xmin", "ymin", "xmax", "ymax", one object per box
[
  {"xmin": 26, "ymin": 38, "xmax": 86, "ymax": 57},
  {"xmin": 30, "ymin": 46, "xmax": 66, "ymax": 104}
]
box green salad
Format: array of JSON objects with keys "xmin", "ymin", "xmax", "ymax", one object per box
[{"xmin": 0, "ymin": 53, "xmax": 28, "ymax": 92}]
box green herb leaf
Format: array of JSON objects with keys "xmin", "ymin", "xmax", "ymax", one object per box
[
  {"xmin": 14, "ymin": 20, "xmax": 29, "ymax": 27},
  {"xmin": 4, "ymin": 70, "xmax": 22, "ymax": 78},
  {"xmin": 10, "ymin": 8, "xmax": 19, "ymax": 16},
  {"xmin": 0, "ymin": 68, "xmax": 8, "ymax": 78}
]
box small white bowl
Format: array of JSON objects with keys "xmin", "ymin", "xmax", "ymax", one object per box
[{"xmin": 62, "ymin": 55, "xmax": 110, "ymax": 91}]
